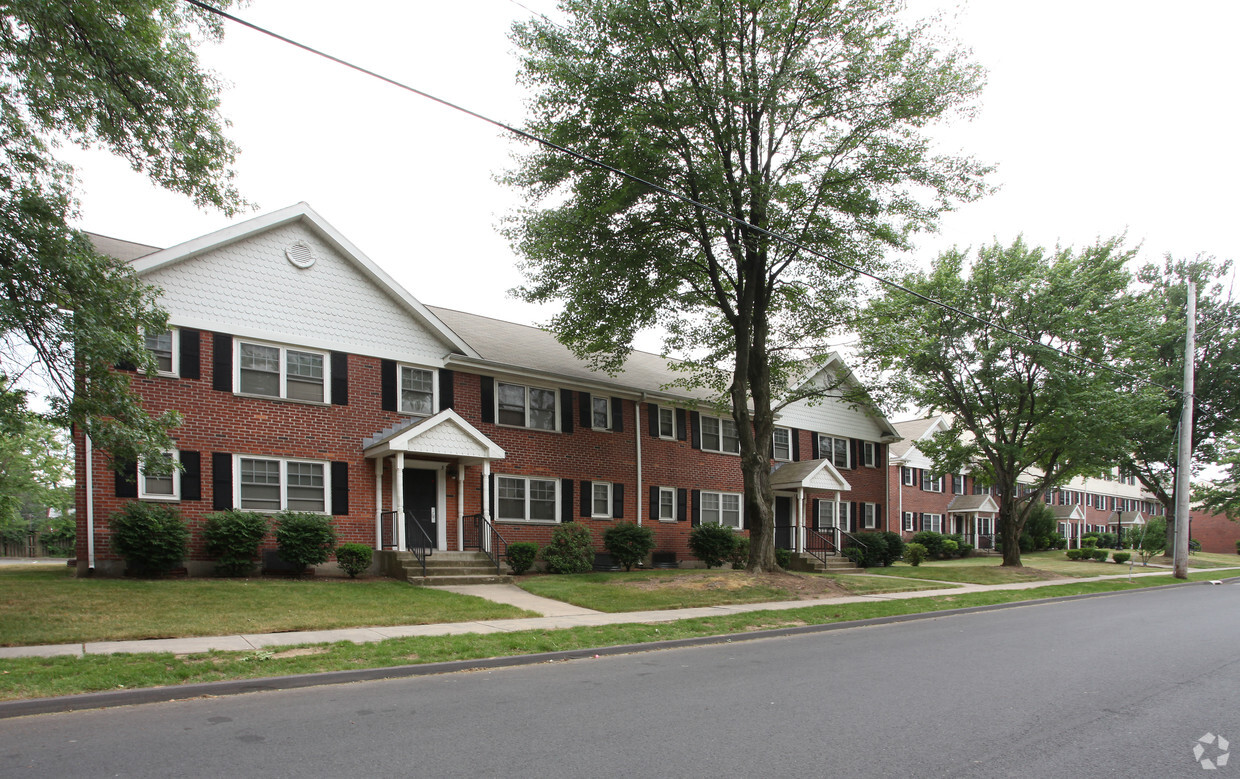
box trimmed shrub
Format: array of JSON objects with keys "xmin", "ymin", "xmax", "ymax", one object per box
[
  {"xmin": 911, "ymin": 531, "xmax": 944, "ymax": 559},
  {"xmin": 273, "ymin": 512, "xmax": 337, "ymax": 574},
  {"xmin": 541, "ymin": 523, "xmax": 594, "ymax": 574},
  {"xmin": 507, "ymin": 541, "xmax": 539, "ymax": 575},
  {"xmin": 110, "ymin": 502, "xmax": 189, "ymax": 577},
  {"xmin": 1236, "ymin": 539, "xmax": 1240, "ymax": 554},
  {"xmin": 1112, "ymin": 551, "xmax": 1131, "ymax": 564},
  {"xmin": 940, "ymin": 539, "xmax": 959, "ymax": 558},
  {"xmin": 1049, "ymin": 534, "xmax": 1068, "ymax": 550},
  {"xmin": 774, "ymin": 547, "xmax": 792, "ymax": 570},
  {"xmin": 730, "ymin": 535, "xmax": 750, "ymax": 569},
  {"xmin": 603, "ymin": 521, "xmax": 656, "ymax": 571},
  {"xmin": 881, "ymin": 531, "xmax": 906, "ymax": 565},
  {"xmin": 335, "ymin": 543, "xmax": 373, "ymax": 578},
  {"xmin": 1065, "ymin": 549, "xmax": 1084, "ymax": 560},
  {"xmin": 957, "ymin": 542, "xmax": 974, "ymax": 557},
  {"xmin": 903, "ymin": 542, "xmax": 928, "ymax": 566},
  {"xmin": 1081, "ymin": 534, "xmax": 1100, "ymax": 548},
  {"xmin": 203, "ymin": 510, "xmax": 268, "ymax": 576},
  {"xmin": 845, "ymin": 532, "xmax": 895, "ymax": 568},
  {"xmin": 1096, "ymin": 532, "xmax": 1118, "ymax": 549},
  {"xmin": 1089, "ymin": 548, "xmax": 1109, "ymax": 562},
  {"xmin": 689, "ymin": 523, "xmax": 739, "ymax": 569}
]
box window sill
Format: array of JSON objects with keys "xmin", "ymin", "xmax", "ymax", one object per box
[
  {"xmin": 138, "ymin": 495, "xmax": 180, "ymax": 502},
  {"xmin": 495, "ymin": 519, "xmax": 562, "ymax": 525},
  {"xmin": 494, "ymin": 423, "xmax": 561, "ymax": 434},
  {"xmin": 234, "ymin": 392, "xmax": 330, "ymax": 407}
]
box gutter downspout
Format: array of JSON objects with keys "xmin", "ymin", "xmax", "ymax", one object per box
[
  {"xmin": 636, "ymin": 395, "xmax": 644, "ymax": 526},
  {"xmin": 85, "ymin": 434, "xmax": 95, "ymax": 572}
]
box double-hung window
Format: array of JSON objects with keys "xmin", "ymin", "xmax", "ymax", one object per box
[
  {"xmin": 238, "ymin": 340, "xmax": 328, "ymax": 402},
  {"xmin": 902, "ymin": 511, "xmax": 915, "ymax": 532},
  {"xmin": 952, "ymin": 474, "xmax": 964, "ymax": 494},
  {"xmin": 862, "ymin": 441, "xmax": 877, "ymax": 467},
  {"xmin": 658, "ymin": 407, "xmax": 676, "ymax": 439},
  {"xmin": 145, "ymin": 330, "xmax": 177, "ymax": 375},
  {"xmin": 921, "ymin": 513, "xmax": 943, "ymax": 533},
  {"xmin": 497, "ymin": 382, "xmax": 557, "ymax": 431},
  {"xmin": 772, "ymin": 428, "xmax": 792, "ymax": 461},
  {"xmin": 902, "ymin": 467, "xmax": 915, "ymax": 487},
  {"xmin": 139, "ymin": 451, "xmax": 179, "ymax": 500},
  {"xmin": 700, "ymin": 491, "xmax": 742, "ymax": 528},
  {"xmin": 239, "ymin": 457, "xmax": 326, "ymax": 513},
  {"xmin": 592, "ymin": 482, "xmax": 613, "ymax": 517},
  {"xmin": 818, "ymin": 435, "xmax": 850, "ymax": 469},
  {"xmin": 818, "ymin": 501, "xmax": 837, "ymax": 529},
  {"xmin": 862, "ymin": 503, "xmax": 878, "ymax": 529},
  {"xmin": 922, "ymin": 472, "xmax": 944, "ymax": 493},
  {"xmin": 701, "ymin": 415, "xmax": 740, "ymax": 454},
  {"xmin": 657, "ymin": 487, "xmax": 676, "ymax": 521},
  {"xmin": 496, "ymin": 475, "xmax": 559, "ymax": 522},
  {"xmin": 591, "ymin": 396, "xmax": 611, "ymax": 429},
  {"xmin": 400, "ymin": 366, "xmax": 435, "ymax": 415}
]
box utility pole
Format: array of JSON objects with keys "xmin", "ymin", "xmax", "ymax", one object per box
[{"xmin": 1173, "ymin": 279, "xmax": 1196, "ymax": 579}]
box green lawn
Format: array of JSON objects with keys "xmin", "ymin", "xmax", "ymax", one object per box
[
  {"xmin": 851, "ymin": 563, "xmax": 1056, "ymax": 585},
  {"xmin": 0, "ymin": 565, "xmax": 534, "ymax": 646}
]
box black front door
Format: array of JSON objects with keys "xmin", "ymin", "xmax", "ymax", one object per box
[
  {"xmin": 403, "ymin": 468, "xmax": 437, "ymax": 551},
  {"xmin": 774, "ymin": 495, "xmax": 794, "ymax": 550}
]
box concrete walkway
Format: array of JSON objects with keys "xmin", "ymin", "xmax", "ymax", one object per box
[{"xmin": 2, "ymin": 566, "xmax": 1235, "ymax": 661}]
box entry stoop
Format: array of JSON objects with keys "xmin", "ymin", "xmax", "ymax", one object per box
[
  {"xmin": 398, "ymin": 551, "xmax": 514, "ymax": 586},
  {"xmin": 785, "ymin": 552, "xmax": 859, "ymax": 573}
]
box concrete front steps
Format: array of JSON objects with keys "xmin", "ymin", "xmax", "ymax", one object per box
[
  {"xmin": 397, "ymin": 551, "xmax": 513, "ymax": 586},
  {"xmin": 786, "ymin": 551, "xmax": 860, "ymax": 573}
]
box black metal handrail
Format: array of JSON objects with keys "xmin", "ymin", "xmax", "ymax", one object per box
[
  {"xmin": 380, "ymin": 509, "xmax": 435, "ymax": 578},
  {"xmin": 465, "ymin": 513, "xmax": 510, "ymax": 575},
  {"xmin": 803, "ymin": 526, "xmax": 839, "ymax": 566},
  {"xmin": 379, "ymin": 510, "xmax": 398, "ymax": 551},
  {"xmin": 405, "ymin": 509, "xmax": 435, "ymax": 578}
]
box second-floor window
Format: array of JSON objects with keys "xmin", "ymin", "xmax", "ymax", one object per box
[
  {"xmin": 238, "ymin": 340, "xmax": 327, "ymax": 402},
  {"xmin": 818, "ymin": 435, "xmax": 850, "ymax": 468},
  {"xmin": 592, "ymin": 396, "xmax": 611, "ymax": 429},
  {"xmin": 145, "ymin": 330, "xmax": 176, "ymax": 375},
  {"xmin": 922, "ymin": 472, "xmax": 944, "ymax": 493},
  {"xmin": 400, "ymin": 366, "xmax": 435, "ymax": 415},
  {"xmin": 702, "ymin": 415, "xmax": 740, "ymax": 454},
  {"xmin": 497, "ymin": 382, "xmax": 557, "ymax": 431},
  {"xmin": 952, "ymin": 474, "xmax": 965, "ymax": 494},
  {"xmin": 772, "ymin": 428, "xmax": 792, "ymax": 461},
  {"xmin": 658, "ymin": 407, "xmax": 676, "ymax": 439}
]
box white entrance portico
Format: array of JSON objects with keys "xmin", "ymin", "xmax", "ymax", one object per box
[{"xmin": 770, "ymin": 458, "xmax": 853, "ymax": 553}]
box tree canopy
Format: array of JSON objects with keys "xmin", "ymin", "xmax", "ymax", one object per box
[
  {"xmin": 0, "ymin": 0, "xmax": 243, "ymax": 465},
  {"xmin": 505, "ymin": 0, "xmax": 989, "ymax": 570},
  {"xmin": 857, "ymin": 237, "xmax": 1158, "ymax": 567}
]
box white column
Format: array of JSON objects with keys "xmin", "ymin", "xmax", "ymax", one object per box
[
  {"xmin": 395, "ymin": 452, "xmax": 406, "ymax": 551},
  {"xmin": 796, "ymin": 487, "xmax": 805, "ymax": 553},
  {"xmin": 373, "ymin": 458, "xmax": 383, "ymax": 550},
  {"xmin": 481, "ymin": 459, "xmax": 492, "ymax": 554},
  {"xmin": 457, "ymin": 464, "xmax": 465, "ymax": 552}
]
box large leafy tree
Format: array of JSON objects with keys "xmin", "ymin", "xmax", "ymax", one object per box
[
  {"xmin": 504, "ymin": 0, "xmax": 989, "ymax": 571},
  {"xmin": 1122, "ymin": 256, "xmax": 1240, "ymax": 551},
  {"xmin": 0, "ymin": 390, "xmax": 72, "ymax": 546},
  {"xmin": 0, "ymin": 0, "xmax": 244, "ymax": 465},
  {"xmin": 857, "ymin": 238, "xmax": 1158, "ymax": 567}
]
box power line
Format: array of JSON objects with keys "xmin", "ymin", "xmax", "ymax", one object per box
[{"xmin": 184, "ymin": 0, "xmax": 1182, "ymax": 397}]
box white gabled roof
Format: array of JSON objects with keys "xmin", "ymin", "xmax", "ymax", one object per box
[
  {"xmin": 770, "ymin": 458, "xmax": 853, "ymax": 492},
  {"xmin": 130, "ymin": 203, "xmax": 478, "ymax": 359},
  {"xmin": 363, "ymin": 409, "xmax": 505, "ymax": 463},
  {"xmin": 946, "ymin": 494, "xmax": 999, "ymax": 514},
  {"xmin": 1051, "ymin": 505, "xmax": 1087, "ymax": 521}
]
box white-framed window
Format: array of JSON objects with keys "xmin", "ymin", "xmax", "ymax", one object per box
[
  {"xmin": 952, "ymin": 474, "xmax": 964, "ymax": 494},
  {"xmin": 902, "ymin": 511, "xmax": 915, "ymax": 532},
  {"xmin": 497, "ymin": 475, "xmax": 559, "ymax": 522},
  {"xmin": 902, "ymin": 467, "xmax": 915, "ymax": 487},
  {"xmin": 921, "ymin": 513, "xmax": 943, "ymax": 533},
  {"xmin": 978, "ymin": 516, "xmax": 994, "ymax": 535},
  {"xmin": 701, "ymin": 490, "xmax": 742, "ymax": 528},
  {"xmin": 657, "ymin": 487, "xmax": 677, "ymax": 521},
  {"xmin": 772, "ymin": 427, "xmax": 792, "ymax": 461},
  {"xmin": 238, "ymin": 456, "xmax": 327, "ymax": 513},
  {"xmin": 591, "ymin": 396, "xmax": 611, "ymax": 430},
  {"xmin": 922, "ymin": 472, "xmax": 944, "ymax": 493},
  {"xmin": 818, "ymin": 500, "xmax": 836, "ymax": 529},
  {"xmin": 400, "ymin": 365, "xmax": 436, "ymax": 415},
  {"xmin": 237, "ymin": 340, "xmax": 328, "ymax": 403},
  {"xmin": 862, "ymin": 502, "xmax": 878, "ymax": 529},
  {"xmin": 139, "ymin": 450, "xmax": 179, "ymax": 500},
  {"xmin": 701, "ymin": 415, "xmax": 740, "ymax": 454},
  {"xmin": 658, "ymin": 407, "xmax": 676, "ymax": 439},
  {"xmin": 818, "ymin": 435, "xmax": 850, "ymax": 469},
  {"xmin": 144, "ymin": 329, "xmax": 177, "ymax": 376},
  {"xmin": 862, "ymin": 441, "xmax": 877, "ymax": 467},
  {"xmin": 497, "ymin": 382, "xmax": 557, "ymax": 431},
  {"xmin": 592, "ymin": 482, "xmax": 613, "ymax": 518}
]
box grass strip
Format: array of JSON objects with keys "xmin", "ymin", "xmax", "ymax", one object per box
[{"xmin": 0, "ymin": 573, "xmax": 1221, "ymax": 702}]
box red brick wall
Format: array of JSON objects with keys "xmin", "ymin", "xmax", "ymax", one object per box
[{"xmin": 1190, "ymin": 509, "xmax": 1240, "ymax": 555}]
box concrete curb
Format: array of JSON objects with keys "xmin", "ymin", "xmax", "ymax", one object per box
[{"xmin": 2, "ymin": 576, "xmax": 1227, "ymax": 720}]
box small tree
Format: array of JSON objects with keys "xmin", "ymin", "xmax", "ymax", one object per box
[
  {"xmin": 110, "ymin": 502, "xmax": 188, "ymax": 576},
  {"xmin": 203, "ymin": 510, "xmax": 268, "ymax": 576},
  {"xmin": 541, "ymin": 523, "xmax": 594, "ymax": 574},
  {"xmin": 273, "ymin": 512, "xmax": 337, "ymax": 575},
  {"xmin": 603, "ymin": 522, "xmax": 656, "ymax": 571},
  {"xmin": 1125, "ymin": 517, "xmax": 1168, "ymax": 565},
  {"xmin": 688, "ymin": 523, "xmax": 739, "ymax": 569}
]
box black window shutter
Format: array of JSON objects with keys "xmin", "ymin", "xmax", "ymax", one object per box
[
  {"xmin": 439, "ymin": 370, "xmax": 455, "ymax": 411},
  {"xmin": 610, "ymin": 397, "xmax": 623, "ymax": 432},
  {"xmin": 850, "ymin": 502, "xmax": 859, "ymax": 532},
  {"xmin": 381, "ymin": 360, "xmax": 397, "ymax": 412},
  {"xmin": 691, "ymin": 489, "xmax": 701, "ymax": 526},
  {"xmin": 690, "ymin": 411, "xmax": 701, "ymax": 449},
  {"xmin": 647, "ymin": 404, "xmax": 659, "ymax": 437},
  {"xmin": 792, "ymin": 429, "xmax": 801, "ymax": 461},
  {"xmin": 331, "ymin": 462, "xmax": 349, "ymax": 515},
  {"xmin": 677, "ymin": 488, "xmax": 687, "ymax": 522},
  {"xmin": 331, "ymin": 352, "xmax": 349, "ymax": 406},
  {"xmin": 211, "ymin": 333, "xmax": 232, "ymax": 392},
  {"xmin": 812, "ymin": 498, "xmax": 821, "ymax": 530},
  {"xmin": 918, "ymin": 512, "xmax": 925, "ymax": 531},
  {"xmin": 650, "ymin": 485, "xmax": 659, "ymax": 517},
  {"xmin": 212, "ymin": 452, "xmax": 232, "ymax": 510},
  {"xmin": 676, "ymin": 409, "xmax": 687, "ymax": 442},
  {"xmin": 559, "ymin": 389, "xmax": 573, "ymax": 433},
  {"xmin": 181, "ymin": 451, "xmax": 201, "ymax": 501},
  {"xmin": 179, "ymin": 329, "xmax": 200, "ymax": 379},
  {"xmin": 561, "ymin": 479, "xmax": 574, "ymax": 523},
  {"xmin": 917, "ymin": 469, "xmax": 924, "ymax": 490},
  {"xmin": 875, "ymin": 503, "xmax": 882, "ymax": 528},
  {"xmin": 480, "ymin": 376, "xmax": 494, "ymax": 423},
  {"xmin": 114, "ymin": 462, "xmax": 138, "ymax": 498},
  {"xmin": 579, "ymin": 391, "xmax": 591, "ymax": 428},
  {"xmin": 580, "ymin": 480, "xmax": 592, "ymax": 517},
  {"xmin": 851, "ymin": 439, "xmax": 859, "ymax": 470},
  {"xmin": 612, "ymin": 483, "xmax": 624, "ymax": 518},
  {"xmin": 811, "ymin": 433, "xmax": 820, "ymax": 459},
  {"xmin": 489, "ymin": 473, "xmax": 496, "ymax": 519}
]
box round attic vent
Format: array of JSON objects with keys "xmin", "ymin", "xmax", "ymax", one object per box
[{"xmin": 285, "ymin": 241, "xmax": 316, "ymax": 269}]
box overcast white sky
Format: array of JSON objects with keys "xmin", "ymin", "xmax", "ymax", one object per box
[{"xmin": 67, "ymin": 0, "xmax": 1240, "ymax": 342}]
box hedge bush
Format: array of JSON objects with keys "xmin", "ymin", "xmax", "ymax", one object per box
[
  {"xmin": 1066, "ymin": 548, "xmax": 1083, "ymax": 560},
  {"xmin": 730, "ymin": 535, "xmax": 750, "ymax": 569},
  {"xmin": 273, "ymin": 512, "xmax": 337, "ymax": 574},
  {"xmin": 904, "ymin": 542, "xmax": 928, "ymax": 566},
  {"xmin": 940, "ymin": 539, "xmax": 959, "ymax": 557},
  {"xmin": 911, "ymin": 531, "xmax": 944, "ymax": 559},
  {"xmin": 335, "ymin": 543, "xmax": 374, "ymax": 578},
  {"xmin": 1112, "ymin": 551, "xmax": 1131, "ymax": 564},
  {"xmin": 110, "ymin": 502, "xmax": 189, "ymax": 577},
  {"xmin": 881, "ymin": 531, "xmax": 906, "ymax": 564},
  {"xmin": 689, "ymin": 523, "xmax": 739, "ymax": 569},
  {"xmin": 774, "ymin": 547, "xmax": 792, "ymax": 570},
  {"xmin": 541, "ymin": 523, "xmax": 594, "ymax": 574},
  {"xmin": 604, "ymin": 521, "xmax": 656, "ymax": 571},
  {"xmin": 1089, "ymin": 548, "xmax": 1109, "ymax": 562},
  {"xmin": 843, "ymin": 532, "xmax": 897, "ymax": 568},
  {"xmin": 203, "ymin": 510, "xmax": 269, "ymax": 576},
  {"xmin": 507, "ymin": 541, "xmax": 539, "ymax": 575}
]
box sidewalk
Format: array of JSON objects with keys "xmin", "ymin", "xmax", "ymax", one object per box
[{"xmin": 4, "ymin": 566, "xmax": 1234, "ymax": 661}]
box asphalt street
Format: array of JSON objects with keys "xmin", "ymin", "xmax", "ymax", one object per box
[{"xmin": 3, "ymin": 583, "xmax": 1238, "ymax": 777}]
